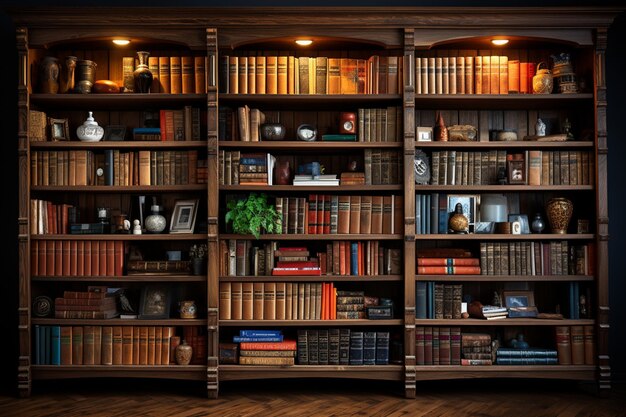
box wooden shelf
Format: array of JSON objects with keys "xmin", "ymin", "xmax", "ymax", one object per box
[
  {"xmin": 415, "ymin": 141, "xmax": 594, "ymax": 149},
  {"xmin": 31, "ymin": 141, "xmax": 207, "ymax": 149},
  {"xmin": 219, "ymin": 93, "xmax": 402, "ymax": 109},
  {"xmin": 220, "ymin": 319, "xmax": 403, "ymax": 326},
  {"xmin": 415, "ymin": 274, "xmax": 594, "ymax": 282},
  {"xmin": 31, "ymin": 234, "xmax": 206, "ymax": 241},
  {"xmin": 32, "ymin": 365, "xmax": 206, "ymax": 381},
  {"xmin": 413, "ymin": 365, "xmax": 596, "ymax": 381},
  {"xmin": 32, "ymin": 318, "xmax": 206, "ymax": 326},
  {"xmin": 414, "ymin": 185, "xmax": 593, "ymax": 191},
  {"xmin": 219, "ymin": 234, "xmax": 403, "ymax": 240},
  {"xmin": 415, "ymin": 233, "xmax": 594, "ymax": 240},
  {"xmin": 413, "ymin": 318, "xmax": 594, "ymax": 326},
  {"xmin": 219, "ymin": 364, "xmax": 403, "ymax": 381},
  {"xmin": 220, "ymin": 274, "xmax": 403, "ymax": 282},
  {"xmin": 220, "ymin": 185, "xmax": 403, "ymax": 191},
  {"xmin": 31, "ymin": 185, "xmax": 207, "ymax": 193},
  {"xmin": 32, "ymin": 275, "xmax": 205, "ymax": 282},
  {"xmin": 413, "ymin": 93, "xmax": 594, "ymax": 110},
  {"xmin": 218, "ymin": 141, "xmax": 402, "ymax": 149},
  {"xmin": 30, "ymin": 93, "xmax": 206, "ymax": 109}
]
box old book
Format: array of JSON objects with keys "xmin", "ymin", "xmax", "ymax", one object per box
[
  {"xmin": 555, "ymin": 326, "xmax": 572, "ymax": 365},
  {"xmin": 237, "ymin": 56, "xmax": 248, "ymax": 94},
  {"xmin": 266, "ymin": 56, "xmax": 278, "ymax": 94},
  {"xmin": 158, "ymin": 56, "xmax": 171, "ymax": 94},
  {"xmin": 194, "ymin": 56, "xmax": 206, "ymax": 94},
  {"xmin": 570, "ymin": 325, "xmax": 585, "ymax": 365},
  {"xmin": 255, "ymin": 56, "xmax": 266, "ymax": 94},
  {"xmin": 122, "ymin": 56, "xmax": 135, "ymax": 93},
  {"xmin": 219, "ymin": 282, "xmax": 231, "ymax": 320},
  {"xmin": 181, "ymin": 56, "xmax": 194, "ymax": 94}
]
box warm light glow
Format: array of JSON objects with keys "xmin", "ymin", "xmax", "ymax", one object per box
[
  {"xmin": 295, "ymin": 39, "xmax": 313, "ymax": 46},
  {"xmin": 112, "ymin": 39, "xmax": 130, "ymax": 46},
  {"xmin": 491, "ymin": 39, "xmax": 509, "ymax": 46}
]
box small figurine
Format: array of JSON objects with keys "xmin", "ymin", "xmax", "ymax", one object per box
[
  {"xmin": 434, "ymin": 112, "xmax": 448, "ymax": 141},
  {"xmin": 132, "ymin": 219, "xmax": 142, "ymax": 235},
  {"xmin": 535, "ymin": 118, "xmax": 546, "ymax": 137},
  {"xmin": 492, "ymin": 291, "xmax": 502, "ymax": 307},
  {"xmin": 579, "ymin": 294, "xmax": 587, "ymax": 318},
  {"xmin": 562, "ymin": 118, "xmax": 574, "ymax": 140}
]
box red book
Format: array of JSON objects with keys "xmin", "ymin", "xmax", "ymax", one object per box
[
  {"xmin": 308, "ymin": 194, "xmax": 318, "ymax": 234},
  {"xmin": 276, "ymin": 261, "xmax": 319, "ymax": 268},
  {"xmin": 239, "ymin": 340, "xmax": 297, "ymax": 351},
  {"xmin": 416, "ymin": 266, "xmax": 481, "ymax": 275},
  {"xmin": 272, "ymin": 267, "xmax": 321, "ymax": 276},
  {"xmin": 417, "ymin": 258, "xmax": 480, "ymax": 266}
]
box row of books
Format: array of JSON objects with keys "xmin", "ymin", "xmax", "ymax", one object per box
[
  {"xmin": 236, "ymin": 334, "xmax": 297, "ymax": 366},
  {"xmin": 523, "ymin": 150, "xmax": 594, "ymax": 186},
  {"xmin": 123, "ymin": 55, "xmax": 206, "ymax": 94},
  {"xmin": 54, "ymin": 289, "xmax": 119, "ymax": 319},
  {"xmin": 297, "ymin": 329, "xmax": 390, "ymax": 365},
  {"xmin": 415, "ymin": 283, "xmax": 463, "ymax": 320},
  {"xmin": 33, "ymin": 325, "xmax": 179, "ymax": 365},
  {"xmin": 429, "ymin": 150, "xmax": 507, "ymax": 186},
  {"xmin": 274, "ymin": 194, "xmax": 404, "ymax": 235},
  {"xmin": 30, "ymin": 150, "xmax": 202, "ymax": 186},
  {"xmin": 30, "ymin": 199, "xmax": 78, "ymax": 235},
  {"xmin": 416, "ymin": 257, "xmax": 481, "ymax": 275},
  {"xmin": 220, "ymin": 240, "xmax": 400, "ymax": 277},
  {"xmin": 218, "ymin": 282, "xmax": 379, "ymax": 321},
  {"xmin": 495, "ymin": 348, "xmax": 559, "ymax": 365},
  {"xmin": 480, "ymin": 241, "xmax": 594, "ymax": 276},
  {"xmin": 415, "ymin": 327, "xmax": 462, "ymax": 365},
  {"xmin": 555, "ymin": 325, "xmax": 595, "ymax": 365},
  {"xmin": 219, "ymin": 55, "xmax": 403, "ymax": 95},
  {"xmin": 414, "ymin": 55, "xmax": 541, "ymax": 95},
  {"xmin": 30, "ymin": 240, "xmax": 124, "ymax": 277}
]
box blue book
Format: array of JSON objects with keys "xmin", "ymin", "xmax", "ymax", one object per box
[
  {"xmin": 43, "ymin": 326, "xmax": 51, "ymax": 365},
  {"xmin": 50, "ymin": 326, "xmax": 61, "ymax": 365},
  {"xmin": 232, "ymin": 336, "xmax": 284, "ymax": 343},
  {"xmin": 416, "ymin": 281, "xmax": 427, "ymax": 319},
  {"xmin": 350, "ymin": 242, "xmax": 358, "ymax": 275},
  {"xmin": 427, "ymin": 282, "xmax": 435, "ymax": 319},
  {"xmin": 34, "ymin": 325, "xmax": 41, "ymax": 365},
  {"xmin": 239, "ymin": 330, "xmax": 282, "ymax": 337},
  {"xmin": 133, "ymin": 127, "xmax": 161, "ymax": 134}
]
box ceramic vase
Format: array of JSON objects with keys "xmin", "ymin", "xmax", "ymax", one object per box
[
  {"xmin": 546, "ymin": 197, "xmax": 573, "ymax": 234},
  {"xmin": 145, "ymin": 205, "xmax": 166, "ymax": 233},
  {"xmin": 76, "ymin": 111, "xmax": 104, "ymax": 142},
  {"xmin": 75, "ymin": 60, "xmax": 97, "ymax": 94},
  {"xmin": 40, "ymin": 56, "xmax": 60, "ymax": 94},
  {"xmin": 532, "ymin": 62, "xmax": 554, "ymax": 94},
  {"xmin": 133, "ymin": 51, "xmax": 153, "ymax": 93},
  {"xmin": 531, "ymin": 213, "xmax": 545, "ymax": 234},
  {"xmin": 58, "ymin": 56, "xmax": 77, "ymax": 93},
  {"xmin": 179, "ymin": 300, "xmax": 197, "ymax": 319},
  {"xmin": 175, "ymin": 340, "xmax": 193, "ymax": 365}
]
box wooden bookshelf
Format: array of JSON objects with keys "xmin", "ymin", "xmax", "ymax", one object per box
[{"xmin": 11, "ymin": 5, "xmax": 619, "ymax": 400}]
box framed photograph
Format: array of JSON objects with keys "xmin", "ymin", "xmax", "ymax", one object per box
[
  {"xmin": 502, "ymin": 290, "xmax": 538, "ymax": 318},
  {"xmin": 416, "ymin": 126, "xmax": 433, "ymax": 142},
  {"xmin": 48, "ymin": 118, "xmax": 70, "ymax": 141},
  {"xmin": 170, "ymin": 199, "xmax": 199, "ymax": 234},
  {"xmin": 447, "ymin": 194, "xmax": 478, "ymax": 232},
  {"xmin": 104, "ymin": 125, "xmax": 127, "ymax": 141},
  {"xmin": 508, "ymin": 214, "xmax": 530, "ymax": 234},
  {"xmin": 507, "ymin": 159, "xmax": 526, "ymax": 184},
  {"xmin": 138, "ymin": 284, "xmax": 171, "ymax": 319}
]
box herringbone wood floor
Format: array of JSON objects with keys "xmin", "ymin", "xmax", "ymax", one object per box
[{"xmin": 1, "ymin": 379, "xmax": 625, "ymax": 417}]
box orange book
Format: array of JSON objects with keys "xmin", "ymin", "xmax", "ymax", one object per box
[
  {"xmin": 147, "ymin": 326, "xmax": 156, "ymax": 365},
  {"xmin": 247, "ymin": 56, "xmax": 256, "ymax": 94},
  {"xmin": 132, "ymin": 326, "xmax": 140, "ymax": 365},
  {"xmin": 139, "ymin": 327, "xmax": 149, "ymax": 365},
  {"xmin": 122, "ymin": 326, "xmax": 133, "ymax": 365},
  {"xmin": 340, "ymin": 58, "xmax": 357, "ymax": 94},
  {"xmin": 101, "ymin": 326, "xmax": 113, "ymax": 365},
  {"xmin": 219, "ymin": 282, "xmax": 231, "ymax": 320},
  {"xmin": 62, "ymin": 240, "xmax": 70, "ymax": 276},
  {"xmin": 112, "ymin": 326, "xmax": 123, "ymax": 365},
  {"xmin": 71, "ymin": 326, "xmax": 83, "ymax": 365},
  {"xmin": 170, "ymin": 56, "xmax": 182, "ymax": 94},
  {"xmin": 69, "ymin": 240, "xmax": 77, "ymax": 276},
  {"xmin": 158, "ymin": 56, "xmax": 171, "ymax": 94},
  {"xmin": 520, "ymin": 62, "xmax": 529, "ymax": 93},
  {"xmin": 239, "ymin": 340, "xmax": 297, "ymax": 351},
  {"xmin": 228, "ymin": 56, "xmax": 238, "ymax": 94},
  {"xmin": 266, "ymin": 56, "xmax": 278, "ymax": 94},
  {"xmin": 489, "ymin": 55, "xmax": 500, "ymax": 94},
  {"xmin": 154, "ymin": 327, "xmax": 162, "ymax": 365},
  {"xmin": 99, "ymin": 241, "xmax": 107, "ymax": 276},
  {"xmin": 570, "ymin": 325, "xmax": 585, "ymax": 365},
  {"xmin": 277, "ymin": 55, "xmax": 288, "ymax": 94},
  {"xmin": 327, "ymin": 58, "xmax": 341, "ymax": 94},
  {"xmin": 481, "ymin": 55, "xmax": 491, "ymax": 94},
  {"xmin": 181, "ymin": 56, "xmax": 194, "ymax": 94},
  {"xmin": 499, "ymin": 55, "xmax": 508, "ymax": 94},
  {"xmin": 51, "ymin": 240, "xmax": 60, "ymax": 276},
  {"xmin": 255, "ymin": 56, "xmax": 266, "ymax": 94},
  {"xmin": 416, "ymin": 266, "xmax": 481, "ymax": 275},
  {"xmin": 84, "ymin": 241, "xmax": 91, "ymax": 276},
  {"xmin": 148, "ymin": 56, "xmax": 160, "ymax": 93},
  {"xmin": 106, "ymin": 241, "xmax": 115, "ymax": 277},
  {"xmin": 194, "ymin": 56, "xmax": 206, "ymax": 94},
  {"xmin": 332, "ymin": 285, "xmax": 337, "ymax": 320},
  {"xmin": 238, "ymin": 56, "xmax": 248, "ymax": 94},
  {"xmin": 508, "ymin": 59, "xmax": 520, "ymax": 93}
]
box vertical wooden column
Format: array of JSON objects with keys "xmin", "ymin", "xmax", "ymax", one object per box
[
  {"xmin": 594, "ymin": 27, "xmax": 610, "ymax": 396},
  {"xmin": 402, "ymin": 27, "xmax": 416, "ymax": 399},
  {"xmin": 205, "ymin": 27, "xmax": 220, "ymax": 399},
  {"xmin": 16, "ymin": 27, "xmax": 31, "ymax": 398}
]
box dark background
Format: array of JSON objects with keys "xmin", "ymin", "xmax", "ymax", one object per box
[{"xmin": 1, "ymin": 0, "xmax": 624, "ymax": 395}]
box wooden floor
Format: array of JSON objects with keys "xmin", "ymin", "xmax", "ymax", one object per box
[{"xmin": 1, "ymin": 379, "xmax": 625, "ymax": 417}]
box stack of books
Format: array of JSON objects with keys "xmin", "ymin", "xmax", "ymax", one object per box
[
  {"xmin": 468, "ymin": 301, "xmax": 508, "ymax": 320},
  {"xmin": 236, "ymin": 330, "xmax": 297, "ymax": 365},
  {"xmin": 461, "ymin": 333, "xmax": 496, "ymax": 365},
  {"xmin": 293, "ymin": 174, "xmax": 339, "ymax": 186}
]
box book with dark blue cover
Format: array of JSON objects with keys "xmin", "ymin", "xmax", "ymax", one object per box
[
  {"xmin": 376, "ymin": 331, "xmax": 390, "ymax": 365},
  {"xmin": 308, "ymin": 330, "xmax": 319, "ymax": 365},
  {"xmin": 349, "ymin": 331, "xmax": 364, "ymax": 365},
  {"xmin": 363, "ymin": 331, "xmax": 376, "ymax": 365},
  {"xmin": 239, "ymin": 329, "xmax": 282, "ymax": 337},
  {"xmin": 51, "ymin": 326, "xmax": 61, "ymax": 365},
  {"xmin": 339, "ymin": 329, "xmax": 351, "ymax": 365},
  {"xmin": 351, "ymin": 242, "xmax": 358, "ymax": 275},
  {"xmin": 233, "ymin": 336, "xmax": 283, "ymax": 343},
  {"xmin": 318, "ymin": 329, "xmax": 329, "ymax": 365},
  {"xmin": 416, "ymin": 281, "xmax": 428, "ymax": 319},
  {"xmin": 34, "ymin": 325, "xmax": 41, "ymax": 365},
  {"xmin": 43, "ymin": 326, "xmax": 51, "ymax": 365}
]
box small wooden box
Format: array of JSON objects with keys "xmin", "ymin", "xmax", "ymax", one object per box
[{"xmin": 219, "ymin": 343, "xmax": 239, "ymax": 364}]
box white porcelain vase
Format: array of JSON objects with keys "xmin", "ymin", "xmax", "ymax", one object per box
[{"xmin": 76, "ymin": 111, "xmax": 104, "ymax": 142}]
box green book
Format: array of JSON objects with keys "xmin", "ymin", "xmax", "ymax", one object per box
[{"xmin": 321, "ymin": 134, "xmax": 357, "ymax": 142}]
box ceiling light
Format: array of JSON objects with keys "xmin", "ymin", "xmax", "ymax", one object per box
[
  {"xmin": 295, "ymin": 39, "xmax": 313, "ymax": 46},
  {"xmin": 112, "ymin": 39, "xmax": 130, "ymax": 46},
  {"xmin": 491, "ymin": 39, "xmax": 509, "ymax": 46}
]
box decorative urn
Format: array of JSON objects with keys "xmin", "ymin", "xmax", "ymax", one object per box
[{"xmin": 76, "ymin": 111, "xmax": 104, "ymax": 142}]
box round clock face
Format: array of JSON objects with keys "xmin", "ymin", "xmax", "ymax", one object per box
[
  {"xmin": 414, "ymin": 149, "xmax": 431, "ymax": 185},
  {"xmin": 297, "ymin": 124, "xmax": 317, "ymax": 141},
  {"xmin": 343, "ymin": 121, "xmax": 354, "ymax": 131},
  {"xmin": 96, "ymin": 167, "xmax": 104, "ymax": 177}
]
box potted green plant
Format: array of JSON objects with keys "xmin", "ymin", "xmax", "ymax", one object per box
[
  {"xmin": 225, "ymin": 193, "xmax": 282, "ymax": 239},
  {"xmin": 189, "ymin": 243, "xmax": 207, "ymax": 275}
]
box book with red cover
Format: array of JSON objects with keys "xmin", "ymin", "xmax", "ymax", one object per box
[
  {"xmin": 239, "ymin": 340, "xmax": 297, "ymax": 351},
  {"xmin": 272, "ymin": 267, "xmax": 321, "ymax": 276},
  {"xmin": 417, "ymin": 258, "xmax": 480, "ymax": 266},
  {"xmin": 417, "ymin": 265, "xmax": 481, "ymax": 274}
]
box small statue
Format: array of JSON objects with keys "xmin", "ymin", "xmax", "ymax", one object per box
[
  {"xmin": 132, "ymin": 219, "xmax": 142, "ymax": 235},
  {"xmin": 119, "ymin": 291, "xmax": 135, "ymax": 313},
  {"xmin": 434, "ymin": 112, "xmax": 448, "ymax": 141},
  {"xmin": 497, "ymin": 167, "xmax": 508, "ymax": 185},
  {"xmin": 579, "ymin": 294, "xmax": 587, "ymax": 318},
  {"xmin": 535, "ymin": 118, "xmax": 546, "ymax": 137},
  {"xmin": 492, "ymin": 291, "xmax": 502, "ymax": 307},
  {"xmin": 562, "ymin": 118, "xmax": 574, "ymax": 140}
]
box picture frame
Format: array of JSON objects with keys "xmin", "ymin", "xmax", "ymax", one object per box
[
  {"xmin": 502, "ymin": 290, "xmax": 538, "ymax": 318},
  {"xmin": 104, "ymin": 125, "xmax": 127, "ymax": 141},
  {"xmin": 138, "ymin": 284, "xmax": 171, "ymax": 319},
  {"xmin": 507, "ymin": 159, "xmax": 526, "ymax": 184},
  {"xmin": 447, "ymin": 194, "xmax": 478, "ymax": 232},
  {"xmin": 48, "ymin": 117, "xmax": 70, "ymax": 141},
  {"xmin": 169, "ymin": 199, "xmax": 199, "ymax": 234},
  {"xmin": 508, "ymin": 214, "xmax": 530, "ymax": 234},
  {"xmin": 416, "ymin": 126, "xmax": 433, "ymax": 142}
]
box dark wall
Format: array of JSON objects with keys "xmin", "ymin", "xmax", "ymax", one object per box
[{"xmin": 1, "ymin": 1, "xmax": 624, "ymax": 395}]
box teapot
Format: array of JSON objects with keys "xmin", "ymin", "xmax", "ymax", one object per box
[{"xmin": 532, "ymin": 62, "xmax": 553, "ymax": 94}]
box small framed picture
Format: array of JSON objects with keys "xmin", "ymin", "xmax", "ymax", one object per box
[
  {"xmin": 138, "ymin": 284, "xmax": 171, "ymax": 319},
  {"xmin": 170, "ymin": 199, "xmax": 199, "ymax": 234},
  {"xmin": 507, "ymin": 159, "xmax": 526, "ymax": 184},
  {"xmin": 48, "ymin": 118, "xmax": 70, "ymax": 141},
  {"xmin": 104, "ymin": 125, "xmax": 127, "ymax": 141},
  {"xmin": 447, "ymin": 194, "xmax": 478, "ymax": 232},
  {"xmin": 508, "ymin": 214, "xmax": 530, "ymax": 234},
  {"xmin": 502, "ymin": 290, "xmax": 538, "ymax": 318},
  {"xmin": 416, "ymin": 126, "xmax": 433, "ymax": 142}
]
